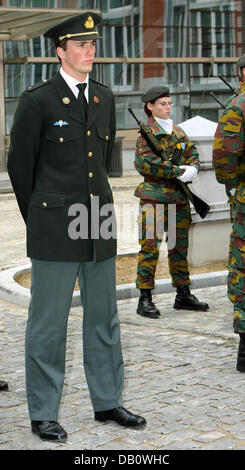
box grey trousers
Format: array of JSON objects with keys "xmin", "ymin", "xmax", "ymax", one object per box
[{"xmin": 25, "ymin": 256, "xmax": 124, "ymax": 420}]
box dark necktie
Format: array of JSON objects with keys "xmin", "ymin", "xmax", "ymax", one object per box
[{"xmin": 76, "ymin": 83, "xmax": 88, "ymax": 120}]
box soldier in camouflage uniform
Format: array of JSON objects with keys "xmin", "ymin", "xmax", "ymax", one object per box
[
  {"xmin": 134, "ymin": 86, "xmax": 209, "ymax": 318},
  {"xmin": 213, "ymin": 54, "xmax": 245, "ymax": 372}
]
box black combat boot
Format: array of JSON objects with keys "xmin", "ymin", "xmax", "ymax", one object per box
[
  {"xmin": 237, "ymin": 333, "xmax": 245, "ymax": 372},
  {"xmin": 137, "ymin": 289, "xmax": 160, "ymax": 318},
  {"xmin": 174, "ymin": 285, "xmax": 209, "ymax": 311},
  {"xmin": 0, "ymin": 380, "xmax": 8, "ymax": 391}
]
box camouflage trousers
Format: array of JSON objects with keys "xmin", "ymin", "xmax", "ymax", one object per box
[
  {"xmin": 136, "ymin": 200, "xmax": 191, "ymax": 290},
  {"xmin": 227, "ymin": 194, "xmax": 245, "ymax": 333}
]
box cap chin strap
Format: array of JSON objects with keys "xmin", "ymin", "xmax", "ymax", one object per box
[{"xmin": 59, "ymin": 31, "xmax": 98, "ymax": 40}]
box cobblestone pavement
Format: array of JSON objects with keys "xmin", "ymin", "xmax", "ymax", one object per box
[
  {"xmin": 0, "ymin": 174, "xmax": 245, "ymax": 451},
  {"xmin": 0, "ymin": 287, "xmax": 243, "ymax": 451}
]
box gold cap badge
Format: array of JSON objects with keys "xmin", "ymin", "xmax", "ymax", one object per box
[{"xmin": 84, "ymin": 16, "xmax": 94, "ymax": 29}]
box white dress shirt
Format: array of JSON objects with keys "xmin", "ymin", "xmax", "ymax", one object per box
[{"xmin": 60, "ymin": 67, "xmax": 89, "ymax": 102}]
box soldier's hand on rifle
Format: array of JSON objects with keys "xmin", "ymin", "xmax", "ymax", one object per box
[{"xmin": 177, "ymin": 165, "xmax": 198, "ymax": 183}]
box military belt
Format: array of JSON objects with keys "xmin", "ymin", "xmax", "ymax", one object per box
[{"xmin": 144, "ymin": 175, "xmax": 177, "ymax": 187}]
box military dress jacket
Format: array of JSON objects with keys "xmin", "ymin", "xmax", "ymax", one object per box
[
  {"xmin": 134, "ymin": 116, "xmax": 200, "ymax": 204},
  {"xmin": 7, "ymin": 72, "xmax": 116, "ymax": 262}
]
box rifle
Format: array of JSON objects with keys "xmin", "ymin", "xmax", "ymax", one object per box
[
  {"xmin": 218, "ymin": 74, "xmax": 239, "ymax": 96},
  {"xmin": 209, "ymin": 92, "xmax": 226, "ymax": 109},
  {"xmin": 128, "ymin": 106, "xmax": 210, "ymax": 219}
]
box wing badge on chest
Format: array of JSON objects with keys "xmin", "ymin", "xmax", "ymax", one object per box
[{"xmin": 53, "ymin": 120, "xmax": 69, "ymax": 127}]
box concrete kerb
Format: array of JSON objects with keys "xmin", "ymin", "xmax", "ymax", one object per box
[{"xmin": 0, "ymin": 261, "xmax": 228, "ymax": 308}]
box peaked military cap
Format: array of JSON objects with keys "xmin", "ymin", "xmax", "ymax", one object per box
[
  {"xmin": 141, "ymin": 86, "xmax": 170, "ymax": 103},
  {"xmin": 237, "ymin": 53, "xmax": 245, "ymax": 69},
  {"xmin": 44, "ymin": 11, "xmax": 101, "ymax": 45}
]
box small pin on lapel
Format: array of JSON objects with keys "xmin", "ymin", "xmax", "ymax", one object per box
[{"xmin": 62, "ymin": 97, "xmax": 70, "ymax": 104}]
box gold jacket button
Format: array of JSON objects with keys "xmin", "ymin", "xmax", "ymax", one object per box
[
  {"xmin": 106, "ymin": 135, "xmax": 109, "ymax": 140},
  {"xmin": 59, "ymin": 137, "xmax": 64, "ymax": 142},
  {"xmin": 90, "ymin": 193, "xmax": 94, "ymax": 198},
  {"xmin": 89, "ymin": 172, "xmax": 93, "ymax": 178},
  {"xmin": 87, "ymin": 130, "xmax": 91, "ymax": 136},
  {"xmin": 42, "ymin": 202, "xmax": 47, "ymax": 208},
  {"xmin": 88, "ymin": 151, "xmax": 93, "ymax": 157}
]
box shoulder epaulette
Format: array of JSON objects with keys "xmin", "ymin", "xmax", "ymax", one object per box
[
  {"xmin": 26, "ymin": 79, "xmax": 50, "ymax": 92},
  {"xmin": 90, "ymin": 78, "xmax": 108, "ymax": 89}
]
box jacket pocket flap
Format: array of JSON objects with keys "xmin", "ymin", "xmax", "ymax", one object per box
[
  {"xmin": 30, "ymin": 192, "xmax": 66, "ymax": 209},
  {"xmin": 46, "ymin": 128, "xmax": 76, "ymax": 143},
  {"xmin": 97, "ymin": 127, "xmax": 111, "ymax": 140}
]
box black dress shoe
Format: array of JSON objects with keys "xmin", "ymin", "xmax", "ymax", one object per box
[
  {"xmin": 174, "ymin": 285, "xmax": 209, "ymax": 311},
  {"xmin": 0, "ymin": 380, "xmax": 8, "ymax": 391},
  {"xmin": 31, "ymin": 421, "xmax": 67, "ymax": 442},
  {"xmin": 237, "ymin": 333, "xmax": 245, "ymax": 372},
  {"xmin": 137, "ymin": 289, "xmax": 160, "ymax": 318},
  {"xmin": 95, "ymin": 407, "xmax": 146, "ymax": 428}
]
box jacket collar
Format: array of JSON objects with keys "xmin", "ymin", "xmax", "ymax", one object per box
[
  {"xmin": 147, "ymin": 115, "xmax": 171, "ymax": 137},
  {"xmin": 147, "ymin": 115, "xmax": 183, "ymax": 141},
  {"xmin": 240, "ymin": 82, "xmax": 245, "ymax": 94}
]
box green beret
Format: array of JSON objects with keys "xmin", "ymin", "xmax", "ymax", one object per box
[
  {"xmin": 141, "ymin": 86, "xmax": 170, "ymax": 103},
  {"xmin": 44, "ymin": 11, "xmax": 102, "ymax": 45},
  {"xmin": 237, "ymin": 53, "xmax": 245, "ymax": 69}
]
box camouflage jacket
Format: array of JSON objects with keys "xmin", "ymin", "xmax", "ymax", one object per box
[
  {"xmin": 134, "ymin": 116, "xmax": 200, "ymax": 204},
  {"xmin": 213, "ymin": 81, "xmax": 245, "ymax": 194}
]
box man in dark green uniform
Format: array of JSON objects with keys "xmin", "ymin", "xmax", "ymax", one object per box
[
  {"xmin": 213, "ymin": 54, "xmax": 245, "ymax": 372},
  {"xmin": 8, "ymin": 12, "xmax": 145, "ymax": 442},
  {"xmin": 134, "ymin": 87, "xmax": 209, "ymax": 318}
]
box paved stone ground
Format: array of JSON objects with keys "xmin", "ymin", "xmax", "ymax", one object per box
[
  {"xmin": 1, "ymin": 174, "xmax": 245, "ymax": 451},
  {"xmin": 0, "ymin": 287, "xmax": 244, "ymax": 451}
]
